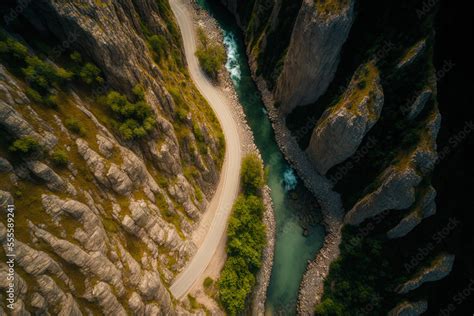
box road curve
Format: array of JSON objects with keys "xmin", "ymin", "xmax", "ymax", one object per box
[{"xmin": 169, "ymin": 0, "xmax": 242, "ymax": 299}]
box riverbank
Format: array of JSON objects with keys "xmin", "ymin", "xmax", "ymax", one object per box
[
  {"xmin": 244, "ymin": 39, "xmax": 346, "ymax": 315},
  {"xmin": 186, "ymin": 2, "xmax": 276, "ymax": 314}
]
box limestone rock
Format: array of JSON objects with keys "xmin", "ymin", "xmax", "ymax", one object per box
[
  {"xmin": 106, "ymin": 163, "xmax": 133, "ymax": 196},
  {"xmin": 30, "ymin": 222, "xmax": 125, "ymax": 296},
  {"xmin": 10, "ymin": 298, "xmax": 31, "ymax": 316},
  {"xmin": 387, "ymin": 186, "xmax": 436, "ymax": 239},
  {"xmin": 388, "ymin": 300, "xmax": 428, "ymax": 316},
  {"xmin": 89, "ymin": 282, "xmax": 127, "ymax": 315},
  {"xmin": 0, "ymin": 157, "xmax": 13, "ymax": 173},
  {"xmin": 397, "ymin": 39, "xmax": 427, "ymax": 70},
  {"xmin": 0, "ymin": 190, "xmax": 13, "ymax": 207},
  {"xmin": 41, "ymin": 195, "xmax": 108, "ymax": 253},
  {"xmin": 398, "ymin": 254, "xmax": 455, "ymax": 294},
  {"xmin": 26, "ymin": 161, "xmax": 76, "ymax": 195},
  {"xmin": 275, "ymin": 0, "xmax": 356, "ymax": 114},
  {"xmin": 97, "ymin": 134, "xmax": 115, "ymax": 158},
  {"xmin": 407, "ymin": 89, "xmax": 432, "ymax": 120},
  {"xmin": 307, "ymin": 62, "xmax": 384, "ymax": 175},
  {"xmin": 30, "ymin": 293, "xmax": 48, "ymax": 313},
  {"xmin": 128, "ymin": 292, "xmax": 146, "ymax": 315},
  {"xmin": 35, "ymin": 275, "xmax": 82, "ymax": 316},
  {"xmin": 345, "ymin": 165, "xmax": 422, "ymax": 225}
]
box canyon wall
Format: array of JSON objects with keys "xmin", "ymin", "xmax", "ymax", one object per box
[
  {"xmin": 220, "ymin": 0, "xmax": 454, "ymax": 314},
  {"xmin": 0, "ymin": 0, "xmax": 224, "ymax": 314}
]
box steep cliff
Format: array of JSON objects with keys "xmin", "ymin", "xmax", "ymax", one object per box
[
  {"xmin": 219, "ymin": 0, "xmax": 457, "ymax": 314},
  {"xmin": 0, "ymin": 0, "xmax": 224, "ymax": 314},
  {"xmin": 306, "ymin": 60, "xmax": 383, "ymax": 174},
  {"xmin": 220, "ymin": 0, "xmax": 354, "ymax": 115}
]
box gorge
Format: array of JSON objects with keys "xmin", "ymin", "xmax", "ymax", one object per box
[{"xmin": 0, "ymin": 0, "xmax": 472, "ymax": 315}]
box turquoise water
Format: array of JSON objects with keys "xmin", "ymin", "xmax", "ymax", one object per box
[{"xmin": 196, "ymin": 1, "xmax": 325, "ymax": 314}]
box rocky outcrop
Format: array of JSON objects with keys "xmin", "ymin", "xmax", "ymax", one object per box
[
  {"xmin": 397, "ymin": 39, "xmax": 427, "ymax": 70},
  {"xmin": 345, "ymin": 106, "xmax": 440, "ymax": 226},
  {"xmin": 306, "ymin": 61, "xmax": 384, "ymax": 174},
  {"xmin": 88, "ymin": 282, "xmax": 127, "ymax": 316},
  {"xmin": 35, "ymin": 275, "xmax": 82, "ymax": 316},
  {"xmin": 398, "ymin": 254, "xmax": 455, "ymax": 294},
  {"xmin": 0, "ymin": 66, "xmax": 56, "ymax": 150},
  {"xmin": 388, "ymin": 300, "xmax": 428, "ymax": 316},
  {"xmin": 406, "ymin": 89, "xmax": 433, "ymax": 120},
  {"xmin": 387, "ymin": 186, "xmax": 436, "ymax": 239},
  {"xmin": 26, "ymin": 161, "xmax": 77, "ymax": 195},
  {"xmin": 275, "ymin": 0, "xmax": 355, "ymax": 114},
  {"xmin": 345, "ymin": 165, "xmax": 422, "ymax": 225}
]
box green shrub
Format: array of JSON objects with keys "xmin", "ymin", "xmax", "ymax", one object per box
[
  {"xmin": 50, "ymin": 149, "xmax": 69, "ymax": 167},
  {"xmin": 0, "ymin": 37, "xmax": 28, "ymax": 64},
  {"xmin": 102, "ymin": 90, "xmax": 155, "ymax": 140},
  {"xmin": 22, "ymin": 56, "xmax": 72, "ymax": 93},
  {"xmin": 70, "ymin": 51, "xmax": 82, "ymax": 64},
  {"xmin": 148, "ymin": 34, "xmax": 169, "ymax": 62},
  {"xmin": 240, "ymin": 154, "xmax": 265, "ymax": 196},
  {"xmin": 315, "ymin": 298, "xmax": 345, "ymax": 316},
  {"xmin": 79, "ymin": 62, "xmax": 104, "ymax": 85},
  {"xmin": 69, "ymin": 51, "xmax": 104, "ymax": 85},
  {"xmin": 203, "ymin": 277, "xmax": 214, "ymax": 288},
  {"xmin": 9, "ymin": 137, "xmax": 42, "ymax": 156},
  {"xmin": 65, "ymin": 118, "xmax": 86, "ymax": 136},
  {"xmin": 187, "ymin": 294, "xmax": 199, "ymax": 310},
  {"xmin": 132, "ymin": 84, "xmax": 145, "ymax": 100},
  {"xmin": 25, "ymin": 88, "xmax": 43, "ymax": 104}
]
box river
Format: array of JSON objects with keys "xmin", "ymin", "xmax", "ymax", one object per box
[{"xmin": 195, "ymin": 0, "xmax": 326, "ymax": 314}]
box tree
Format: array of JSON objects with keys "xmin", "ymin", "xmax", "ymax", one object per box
[
  {"xmin": 240, "ymin": 154, "xmax": 265, "ymax": 195},
  {"xmin": 315, "ymin": 298, "xmax": 345, "ymax": 316},
  {"xmin": 50, "ymin": 149, "xmax": 69, "ymax": 167},
  {"xmin": 79, "ymin": 62, "xmax": 104, "ymax": 85},
  {"xmin": 9, "ymin": 137, "xmax": 42, "ymax": 156}
]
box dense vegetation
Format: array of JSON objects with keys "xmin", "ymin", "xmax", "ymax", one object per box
[
  {"xmin": 316, "ymin": 226, "xmax": 392, "ymax": 315},
  {"xmin": 195, "ymin": 28, "xmax": 226, "ymax": 81},
  {"xmin": 99, "ymin": 87, "xmax": 155, "ymax": 140},
  {"xmin": 218, "ymin": 154, "xmax": 266, "ymax": 315}
]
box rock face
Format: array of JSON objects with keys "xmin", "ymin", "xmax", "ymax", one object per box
[
  {"xmin": 275, "ymin": 0, "xmax": 355, "ymax": 114},
  {"xmin": 397, "ymin": 39, "xmax": 427, "ymax": 70},
  {"xmin": 345, "ymin": 107, "xmax": 440, "ymax": 226},
  {"xmin": 406, "ymin": 89, "xmax": 433, "ymax": 120},
  {"xmin": 398, "ymin": 254, "xmax": 455, "ymax": 294},
  {"xmin": 220, "ymin": 0, "xmax": 354, "ymax": 115},
  {"xmin": 388, "ymin": 300, "xmax": 428, "ymax": 316},
  {"xmin": 345, "ymin": 165, "xmax": 422, "ymax": 225},
  {"xmin": 387, "ymin": 186, "xmax": 436, "ymax": 239},
  {"xmin": 306, "ymin": 61, "xmax": 384, "ymax": 175},
  {"xmin": 0, "ymin": 0, "xmax": 223, "ymax": 314}
]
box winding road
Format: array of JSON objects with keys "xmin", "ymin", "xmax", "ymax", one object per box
[{"xmin": 169, "ymin": 0, "xmax": 242, "ymax": 299}]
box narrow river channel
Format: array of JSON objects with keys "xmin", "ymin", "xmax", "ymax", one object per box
[{"xmin": 196, "ymin": 1, "xmax": 326, "ymax": 313}]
